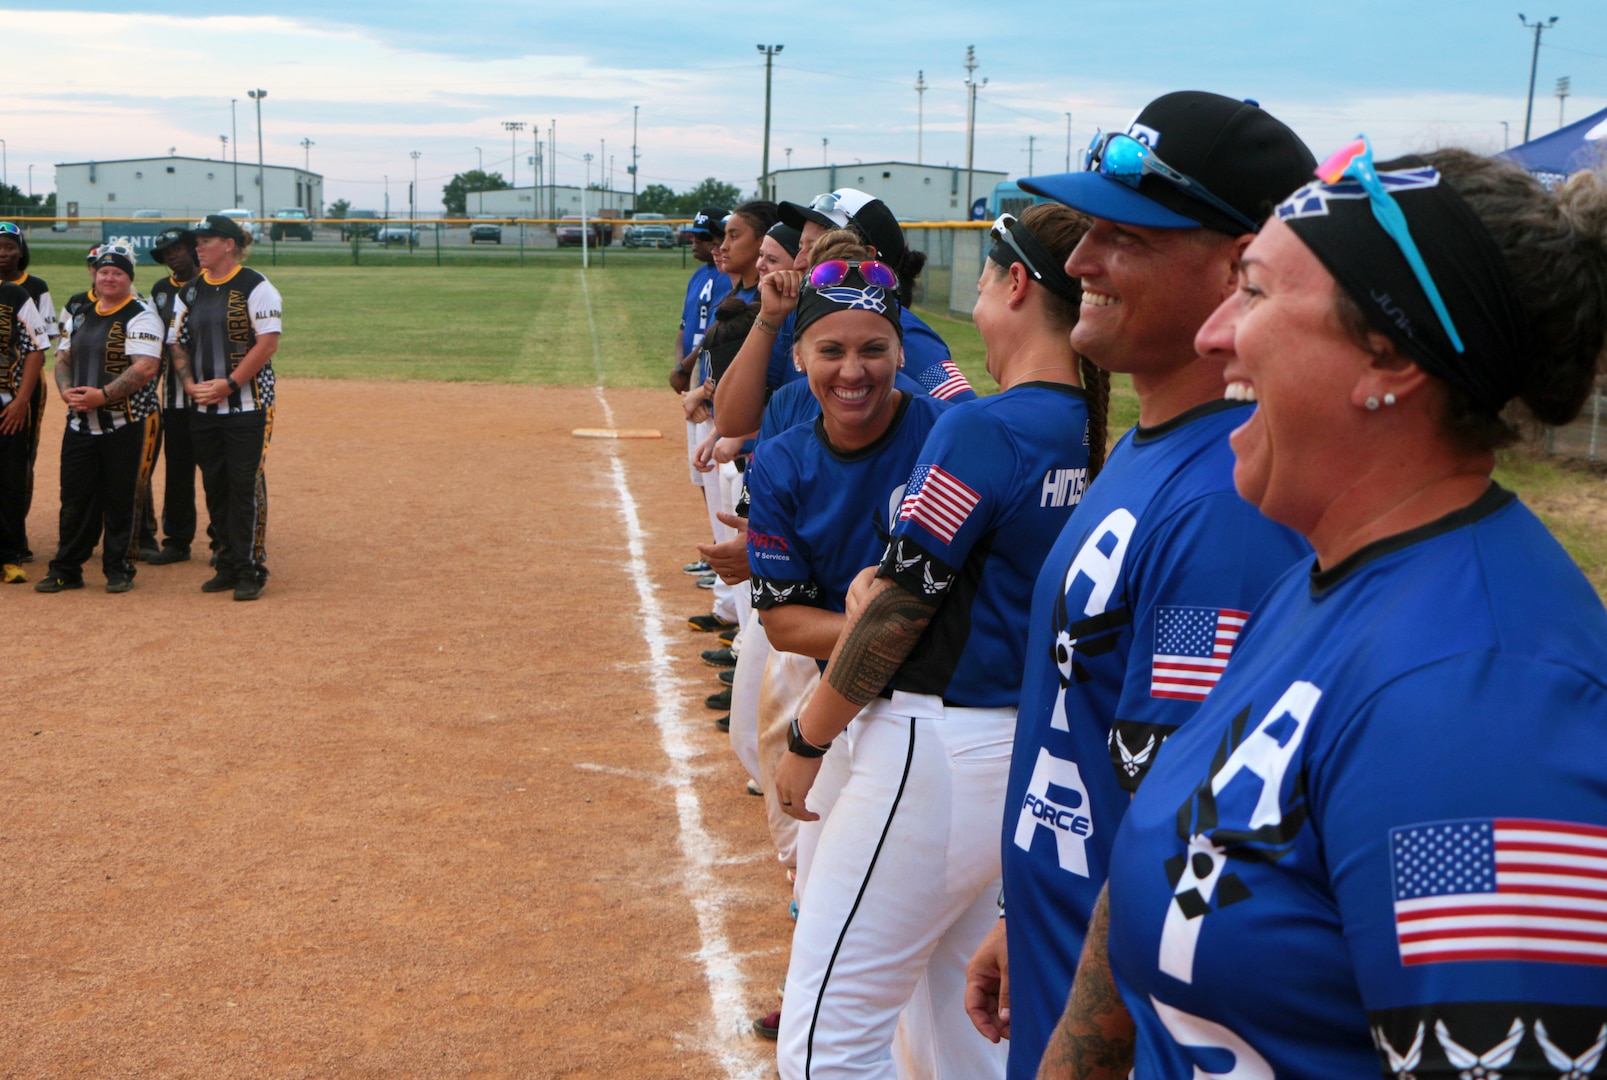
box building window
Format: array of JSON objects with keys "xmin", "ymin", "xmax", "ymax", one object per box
[
  {"xmin": 924, "ymin": 177, "xmax": 932, "ymax": 185},
  {"xmin": 108, "ymin": 193, "xmax": 117, "ymax": 202},
  {"xmin": 135, "ymin": 171, "xmax": 143, "ymax": 179},
  {"xmin": 207, "ymin": 172, "xmax": 214, "ymax": 180},
  {"xmin": 166, "ymin": 166, "xmax": 175, "ymax": 174},
  {"xmin": 882, "ymin": 171, "xmax": 892, "ymax": 179}
]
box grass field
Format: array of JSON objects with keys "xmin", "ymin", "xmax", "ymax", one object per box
[{"xmin": 24, "ymin": 252, "xmax": 1605, "ymax": 592}]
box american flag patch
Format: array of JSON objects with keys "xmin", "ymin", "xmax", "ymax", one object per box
[
  {"xmin": 1149, "ymin": 606, "xmax": 1248, "ymax": 701},
  {"xmin": 898, "ymin": 464, "xmax": 980, "ymax": 545},
  {"xmin": 1391, "ymin": 819, "xmax": 1607, "ymax": 967},
  {"xmin": 925, "ymin": 359, "xmax": 972, "ymax": 401}
]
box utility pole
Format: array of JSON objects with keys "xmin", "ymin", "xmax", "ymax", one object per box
[
  {"xmin": 551, "ymin": 119, "xmax": 557, "ymax": 220},
  {"xmin": 963, "ymin": 46, "xmax": 987, "ymax": 220},
  {"xmin": 410, "ymin": 150, "xmax": 420, "ymax": 222},
  {"xmin": 503, "ymin": 121, "xmax": 525, "ymax": 189},
  {"xmin": 220, "ymin": 133, "xmax": 228, "ymax": 168},
  {"xmin": 822, "ymin": 137, "xmax": 828, "ymax": 166},
  {"xmin": 757, "ymin": 44, "xmax": 784, "ymax": 200},
  {"xmin": 230, "ymin": 98, "xmax": 239, "ymax": 207},
  {"xmin": 1066, "ymin": 112, "xmax": 1073, "ymax": 171},
  {"xmin": 1520, "ymin": 14, "xmax": 1558, "ymax": 144},
  {"xmin": 248, "ymin": 89, "xmax": 267, "ymax": 226},
  {"xmin": 1501, "ymin": 120, "xmax": 1510, "ymax": 149},
  {"xmin": 1556, "ymin": 75, "xmax": 1571, "ymax": 128},
  {"xmin": 582, "ymin": 152, "xmax": 592, "ymax": 269},
  {"xmin": 785, "ymin": 147, "xmax": 793, "ymax": 169},
  {"xmin": 301, "ymin": 137, "xmax": 314, "ymax": 171},
  {"xmin": 475, "ymin": 146, "xmax": 483, "ymax": 214},
  {"xmin": 915, "ymin": 70, "xmax": 928, "ymax": 164},
  {"xmin": 1026, "ymin": 134, "xmax": 1036, "ymax": 177},
  {"xmin": 630, "ymin": 104, "xmax": 639, "ymax": 208}
]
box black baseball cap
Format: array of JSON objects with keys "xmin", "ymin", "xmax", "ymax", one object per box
[
  {"xmin": 150, "ymin": 227, "xmax": 196, "ymax": 258},
  {"xmin": 686, "ymin": 206, "xmax": 729, "ymax": 238},
  {"xmin": 193, "ymin": 213, "xmax": 249, "ymax": 244},
  {"xmin": 1020, "ymin": 92, "xmax": 1315, "ymax": 234},
  {"xmin": 779, "ymin": 189, "xmax": 906, "ymax": 261}
]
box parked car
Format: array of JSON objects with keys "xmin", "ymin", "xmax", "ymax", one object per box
[
  {"xmin": 270, "ymin": 207, "xmax": 313, "ymax": 241},
  {"xmin": 339, "ymin": 210, "xmax": 381, "ymax": 241},
  {"xmin": 622, "ymin": 223, "xmax": 676, "ymax": 249},
  {"xmin": 132, "ymin": 209, "xmax": 165, "ymax": 219},
  {"xmin": 556, "ymin": 216, "xmax": 609, "ymax": 248},
  {"xmin": 217, "ymin": 208, "xmax": 256, "ymax": 239},
  {"xmin": 469, "ymin": 215, "xmax": 503, "ymax": 245},
  {"xmin": 376, "ymin": 225, "xmax": 420, "ymax": 247}
]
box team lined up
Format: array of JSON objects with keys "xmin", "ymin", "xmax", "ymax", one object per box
[
  {"xmin": 0, "ymin": 213, "xmax": 281, "ymax": 598},
  {"xmin": 668, "ymin": 89, "xmax": 1607, "ymax": 1080}
]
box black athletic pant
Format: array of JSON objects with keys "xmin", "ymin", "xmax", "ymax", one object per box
[
  {"xmin": 17, "ymin": 381, "xmax": 45, "ymax": 560},
  {"xmin": 0, "ymin": 418, "xmax": 34, "ymax": 564},
  {"xmin": 157, "ymin": 406, "xmax": 203, "ymax": 550},
  {"xmin": 191, "ymin": 407, "xmax": 271, "ymax": 584},
  {"xmin": 49, "ymin": 416, "xmax": 155, "ymax": 583},
  {"xmin": 135, "ymin": 410, "xmax": 161, "ymax": 553}
]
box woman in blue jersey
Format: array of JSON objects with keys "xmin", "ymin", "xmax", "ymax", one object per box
[
  {"xmin": 771, "ymin": 204, "xmax": 1100, "ymax": 1080},
  {"xmin": 1056, "ymin": 147, "xmax": 1607, "ymax": 1079}
]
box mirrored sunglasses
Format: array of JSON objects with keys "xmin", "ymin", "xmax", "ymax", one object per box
[
  {"xmin": 1085, "ymin": 131, "xmax": 1259, "ymax": 233},
  {"xmin": 808, "ymin": 259, "xmax": 898, "ymax": 290}
]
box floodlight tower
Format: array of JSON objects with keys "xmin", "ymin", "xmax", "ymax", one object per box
[
  {"xmin": 503, "ymin": 121, "xmax": 526, "ymax": 189},
  {"xmin": 963, "ymin": 46, "xmax": 987, "ymax": 220},
  {"xmin": 915, "ymin": 70, "xmax": 928, "ymax": 164},
  {"xmin": 248, "ymin": 88, "xmax": 267, "ymax": 224}
]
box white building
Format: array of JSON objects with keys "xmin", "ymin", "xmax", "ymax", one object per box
[
  {"xmin": 472, "ymin": 185, "xmax": 635, "ymax": 219},
  {"xmin": 55, "ymin": 155, "xmax": 323, "ymax": 220},
  {"xmin": 762, "ymin": 162, "xmax": 1009, "ymax": 222}
]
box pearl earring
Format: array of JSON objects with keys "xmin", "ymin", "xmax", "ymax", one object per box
[
  {"xmin": 1383, "ymin": 393, "xmax": 1397, "ymax": 406},
  {"xmin": 1366, "ymin": 396, "xmax": 1380, "ymax": 411}
]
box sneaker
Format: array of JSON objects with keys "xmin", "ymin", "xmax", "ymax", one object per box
[
  {"xmin": 1, "ymin": 563, "xmax": 26, "ymax": 584},
  {"xmin": 105, "ymin": 575, "xmax": 134, "ymax": 594},
  {"xmin": 717, "ymin": 668, "xmax": 735, "ymax": 687},
  {"xmin": 705, "ymin": 687, "xmax": 731, "ymax": 711},
  {"xmin": 746, "ymin": 778, "xmax": 763, "ymax": 796},
  {"xmin": 717, "ymin": 625, "xmax": 739, "ymax": 647},
  {"xmin": 696, "ymin": 573, "xmax": 717, "ymax": 590},
  {"xmin": 687, "ymin": 613, "xmax": 738, "ymax": 633},
  {"xmin": 714, "ymin": 715, "xmax": 730, "ymax": 732},
  {"xmin": 200, "ymin": 572, "xmax": 238, "ymax": 593},
  {"xmin": 752, "ymin": 1010, "xmax": 780, "ymax": 1040},
  {"xmin": 137, "ymin": 545, "xmax": 162, "ymax": 562},
  {"xmin": 233, "ymin": 579, "xmax": 264, "ymax": 602},
  {"xmin": 702, "ymin": 646, "xmax": 737, "ymax": 668},
  {"xmin": 33, "ymin": 574, "xmax": 83, "ymax": 593},
  {"xmin": 147, "ymin": 546, "xmax": 191, "ymax": 565},
  {"xmin": 682, "ymin": 559, "xmax": 710, "ymax": 575}
]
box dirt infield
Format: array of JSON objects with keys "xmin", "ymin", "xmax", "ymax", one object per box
[{"xmin": 1, "ymin": 381, "xmax": 790, "ymax": 1079}]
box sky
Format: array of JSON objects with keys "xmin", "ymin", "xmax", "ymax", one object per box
[{"xmin": 4, "ymin": 0, "xmax": 1605, "ymax": 213}]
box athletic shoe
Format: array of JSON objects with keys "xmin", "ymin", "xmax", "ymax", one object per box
[
  {"xmin": 1, "ymin": 563, "xmax": 26, "ymax": 584},
  {"xmin": 714, "ymin": 715, "xmax": 730, "ymax": 732},
  {"xmin": 705, "ymin": 687, "xmax": 731, "ymax": 710},
  {"xmin": 687, "ymin": 613, "xmax": 738, "ymax": 633},
  {"xmin": 717, "ymin": 625, "xmax": 739, "ymax": 647},
  {"xmin": 752, "ymin": 1010, "xmax": 780, "ymax": 1040},
  {"xmin": 233, "ymin": 579, "xmax": 264, "ymax": 602},
  {"xmin": 137, "ymin": 545, "xmax": 162, "ymax": 562},
  {"xmin": 717, "ymin": 669, "xmax": 735, "ymax": 687},
  {"xmin": 33, "ymin": 574, "xmax": 83, "ymax": 593},
  {"xmin": 147, "ymin": 546, "xmax": 191, "ymax": 565},
  {"xmin": 696, "ymin": 573, "xmax": 716, "ymax": 590},
  {"xmin": 200, "ymin": 572, "xmax": 238, "ymax": 593},
  {"xmin": 746, "ymin": 778, "xmax": 763, "ymax": 796},
  {"xmin": 682, "ymin": 559, "xmax": 710, "ymax": 574},
  {"xmin": 702, "ymin": 646, "xmax": 737, "ymax": 668},
  {"xmin": 105, "ymin": 575, "xmax": 134, "ymax": 594}
]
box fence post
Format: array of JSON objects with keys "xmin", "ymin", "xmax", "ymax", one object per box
[
  {"xmin": 519, "ymin": 221, "xmax": 525, "ymax": 267},
  {"xmin": 435, "ymin": 221, "xmax": 441, "ymax": 267},
  {"xmin": 351, "ymin": 230, "xmax": 360, "ymax": 266}
]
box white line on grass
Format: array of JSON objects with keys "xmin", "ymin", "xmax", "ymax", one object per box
[{"xmin": 579, "ymin": 271, "xmax": 766, "ymax": 1080}]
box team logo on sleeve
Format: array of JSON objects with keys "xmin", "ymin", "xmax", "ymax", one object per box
[
  {"xmin": 1151, "ymin": 606, "xmax": 1248, "ymax": 701},
  {"xmin": 897, "ymin": 464, "xmax": 979, "ymax": 545},
  {"xmin": 1390, "ymin": 818, "xmax": 1607, "ymax": 968}
]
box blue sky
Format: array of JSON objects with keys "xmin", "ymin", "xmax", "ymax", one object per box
[{"xmin": 5, "ymin": 1, "xmax": 1605, "ymax": 212}]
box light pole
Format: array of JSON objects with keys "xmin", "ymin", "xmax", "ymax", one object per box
[
  {"xmin": 1025, "ymin": 135, "xmax": 1036, "ymax": 177},
  {"xmin": 550, "ymin": 119, "xmax": 557, "ymax": 220},
  {"xmin": 822, "ymin": 137, "xmax": 828, "ymax": 166},
  {"xmin": 410, "ymin": 150, "xmax": 420, "ymax": 222},
  {"xmin": 1501, "ymin": 120, "xmax": 1511, "ymax": 149},
  {"xmin": 963, "ymin": 46, "xmax": 987, "ymax": 220},
  {"xmin": 27, "ymin": 164, "xmax": 33, "ymax": 202},
  {"xmin": 300, "ymin": 137, "xmax": 314, "ymax": 171},
  {"xmin": 757, "ymin": 44, "xmax": 784, "ymax": 200},
  {"xmin": 502, "ymin": 121, "xmax": 525, "ymax": 189},
  {"xmin": 1066, "ymin": 112, "xmax": 1073, "ymax": 171},
  {"xmin": 582, "ymin": 152, "xmax": 593, "ymax": 269},
  {"xmin": 1556, "ymin": 75, "xmax": 1571, "ymax": 128},
  {"xmin": 220, "ymin": 133, "xmax": 228, "ymax": 165},
  {"xmin": 1519, "ymin": 14, "xmax": 1558, "ymax": 144},
  {"xmin": 630, "ymin": 104, "xmax": 639, "ymax": 208},
  {"xmin": 230, "ymin": 98, "xmax": 239, "ymax": 206},
  {"xmin": 475, "ymin": 146, "xmax": 483, "ymax": 214},
  {"xmin": 0, "ymin": 138, "xmax": 7, "ymax": 192},
  {"xmin": 248, "ymin": 89, "xmax": 267, "ymax": 225},
  {"xmin": 384, "ymin": 175, "xmax": 389, "ymax": 220},
  {"xmin": 914, "ymin": 70, "xmax": 929, "ymax": 164}
]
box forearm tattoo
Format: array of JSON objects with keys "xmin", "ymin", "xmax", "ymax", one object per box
[
  {"xmin": 54, "ymin": 356, "xmax": 71, "ymax": 395},
  {"xmin": 1037, "ymin": 889, "xmax": 1135, "ymax": 1080},
  {"xmin": 101, "ymin": 364, "xmax": 152, "ymax": 403},
  {"xmin": 825, "ymin": 581, "xmax": 938, "ymax": 706},
  {"xmin": 171, "ymin": 346, "xmax": 193, "ymax": 387}
]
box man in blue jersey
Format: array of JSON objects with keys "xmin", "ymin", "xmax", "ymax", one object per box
[{"xmin": 961, "ymin": 92, "xmax": 1317, "ymax": 1079}]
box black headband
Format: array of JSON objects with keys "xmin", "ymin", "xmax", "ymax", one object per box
[
  {"xmin": 703, "ymin": 335, "xmax": 747, "ymax": 384},
  {"xmin": 794, "ymin": 267, "xmax": 903, "ymax": 342},
  {"xmin": 1276, "ymin": 155, "xmax": 1532, "ymax": 416},
  {"xmin": 988, "ymin": 218, "xmax": 1081, "ymax": 304}
]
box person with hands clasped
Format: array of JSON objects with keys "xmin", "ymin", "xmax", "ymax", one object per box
[
  {"xmin": 0, "ymin": 262, "xmax": 50, "ymax": 584},
  {"xmin": 772, "ymin": 204, "xmax": 1099, "ymax": 1080}
]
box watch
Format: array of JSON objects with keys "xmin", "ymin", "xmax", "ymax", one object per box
[
  {"xmin": 787, "ymin": 716, "xmax": 832, "ymax": 758},
  {"xmin": 225, "ymin": 375, "xmax": 239, "ymax": 392}
]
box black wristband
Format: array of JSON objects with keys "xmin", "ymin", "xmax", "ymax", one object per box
[
  {"xmin": 225, "ymin": 375, "xmax": 239, "ymax": 392},
  {"xmin": 787, "ymin": 716, "xmax": 832, "ymax": 758}
]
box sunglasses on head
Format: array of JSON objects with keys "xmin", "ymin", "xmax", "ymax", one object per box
[
  {"xmin": 808, "ymin": 259, "xmax": 898, "ymax": 291},
  {"xmin": 97, "ymin": 243, "xmax": 136, "ymax": 259},
  {"xmin": 0, "ymin": 222, "xmax": 20, "ymax": 237},
  {"xmin": 1085, "ymin": 131, "xmax": 1259, "ymax": 234},
  {"xmin": 990, "ymin": 213, "xmax": 1051, "ymax": 283},
  {"xmin": 1314, "ymin": 135, "xmax": 1464, "ymax": 354}
]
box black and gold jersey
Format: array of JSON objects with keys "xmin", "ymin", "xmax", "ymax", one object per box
[
  {"xmin": 172, "ymin": 265, "xmax": 281, "ymax": 414},
  {"xmin": 5, "ymin": 271, "xmax": 57, "ymax": 341},
  {"xmin": 59, "ymin": 296, "xmax": 164, "ymax": 434},
  {"xmin": 0, "ymin": 281, "xmax": 50, "ymax": 404},
  {"xmin": 147, "ymin": 273, "xmax": 193, "ymax": 411}
]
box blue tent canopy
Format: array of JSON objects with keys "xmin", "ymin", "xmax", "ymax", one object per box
[{"xmin": 1500, "ymin": 106, "xmax": 1607, "ymax": 188}]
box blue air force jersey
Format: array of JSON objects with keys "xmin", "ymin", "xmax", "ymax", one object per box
[
  {"xmin": 998, "ymin": 400, "xmax": 1309, "ymax": 1080},
  {"xmin": 876, "ymin": 381, "xmax": 1091, "ymax": 708},
  {"xmin": 746, "ymin": 392, "xmax": 949, "ymax": 620},
  {"xmin": 900, "ymin": 308, "xmax": 976, "ymax": 403},
  {"xmin": 1106, "ymin": 485, "xmax": 1607, "ymax": 1080},
  {"xmin": 679, "ymin": 262, "xmax": 730, "ymax": 359},
  {"xmin": 758, "ymin": 371, "xmax": 928, "ymax": 444}
]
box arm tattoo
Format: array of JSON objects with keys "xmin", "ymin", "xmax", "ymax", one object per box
[
  {"xmin": 54, "ymin": 355, "xmax": 72, "ymax": 395},
  {"xmin": 171, "ymin": 344, "xmax": 193, "ymax": 387},
  {"xmin": 825, "ymin": 580, "xmax": 939, "ymax": 707},
  {"xmin": 101, "ymin": 363, "xmax": 152, "ymax": 403},
  {"xmin": 1037, "ymin": 887, "xmax": 1135, "ymax": 1080}
]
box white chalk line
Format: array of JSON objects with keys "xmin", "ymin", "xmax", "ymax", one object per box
[{"xmin": 579, "ymin": 271, "xmax": 768, "ymax": 1080}]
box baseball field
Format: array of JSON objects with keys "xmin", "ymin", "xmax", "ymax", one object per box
[{"xmin": 4, "ymin": 257, "xmax": 1603, "ymax": 1079}]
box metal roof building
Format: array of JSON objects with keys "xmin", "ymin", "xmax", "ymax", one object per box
[{"xmin": 54, "ymin": 155, "xmax": 323, "ymax": 220}]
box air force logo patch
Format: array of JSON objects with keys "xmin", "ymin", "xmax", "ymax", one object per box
[
  {"xmin": 1276, "ymin": 167, "xmax": 1442, "ymax": 221},
  {"xmin": 817, "ymin": 285, "xmax": 888, "ymax": 314}
]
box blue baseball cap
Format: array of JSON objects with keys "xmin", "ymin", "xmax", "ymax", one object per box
[
  {"xmin": 685, "ymin": 206, "xmax": 729, "ymax": 238},
  {"xmin": 1020, "ymin": 91, "xmax": 1314, "ymax": 234}
]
